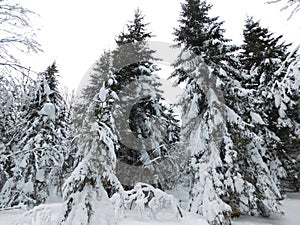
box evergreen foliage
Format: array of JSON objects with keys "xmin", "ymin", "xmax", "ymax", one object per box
[
  {"xmin": 0, "ymin": 63, "xmax": 69, "ymax": 208},
  {"xmin": 112, "ymin": 9, "xmax": 180, "ymax": 189},
  {"xmin": 239, "ymin": 18, "xmax": 300, "ymax": 192}
]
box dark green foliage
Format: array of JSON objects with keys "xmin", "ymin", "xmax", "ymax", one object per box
[
  {"xmin": 239, "ymin": 17, "xmax": 300, "ymax": 192},
  {"xmin": 173, "ymin": 0, "xmax": 237, "ymax": 71},
  {"xmin": 239, "ymin": 17, "xmax": 293, "ymax": 87},
  {"xmin": 111, "ymin": 9, "xmax": 180, "ymax": 188}
]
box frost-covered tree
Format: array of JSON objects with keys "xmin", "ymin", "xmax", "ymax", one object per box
[
  {"xmin": 239, "ymin": 17, "xmax": 293, "ymax": 88},
  {"xmin": 268, "ymin": 0, "xmax": 300, "ymax": 192},
  {"xmin": 112, "ymin": 9, "xmax": 179, "ymax": 189},
  {"xmin": 171, "ymin": 1, "xmax": 247, "ymax": 224},
  {"xmin": 0, "ymin": 63, "xmax": 68, "ymax": 208},
  {"xmin": 0, "ymin": 77, "xmax": 41, "ymax": 197},
  {"xmin": 82, "ymin": 50, "xmax": 114, "ymax": 101},
  {"xmin": 240, "ymin": 18, "xmax": 299, "ymax": 192},
  {"xmin": 0, "ymin": 0, "xmax": 41, "ymax": 193},
  {"xmin": 172, "ymin": 0, "xmax": 288, "ymax": 223},
  {"xmin": 42, "ymin": 63, "xmax": 71, "ymax": 196},
  {"xmin": 272, "ymin": 49, "xmax": 300, "ymax": 191},
  {"xmin": 70, "ymin": 50, "xmax": 117, "ymax": 192},
  {"xmin": 60, "ymin": 83, "xmax": 124, "ymax": 225}
]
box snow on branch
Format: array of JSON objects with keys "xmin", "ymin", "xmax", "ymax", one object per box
[
  {"xmin": 111, "ymin": 183, "xmax": 183, "ymax": 220},
  {"xmin": 0, "ymin": 0, "xmax": 41, "ymax": 75},
  {"xmin": 275, "ymin": 44, "xmax": 300, "ymax": 83}
]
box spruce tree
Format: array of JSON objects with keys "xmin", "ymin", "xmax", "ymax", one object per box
[
  {"xmin": 61, "ymin": 82, "xmax": 124, "ymax": 225},
  {"xmin": 173, "ymin": 0, "xmax": 236, "ymax": 71},
  {"xmin": 275, "ymin": 53, "xmax": 300, "ymax": 191},
  {"xmin": 171, "ymin": 0, "xmax": 288, "ymax": 223},
  {"xmin": 112, "ymin": 9, "xmax": 179, "ymax": 188},
  {"xmin": 239, "ymin": 17, "xmax": 293, "ymax": 88},
  {"xmin": 172, "ymin": 1, "xmax": 244, "ymax": 224},
  {"xmin": 240, "ymin": 18, "xmax": 299, "ymax": 192},
  {"xmin": 0, "ymin": 63, "xmax": 68, "ymax": 208},
  {"xmin": 72, "ymin": 50, "xmax": 116, "ymax": 166},
  {"xmin": 43, "ymin": 63, "xmax": 71, "ymax": 196}
]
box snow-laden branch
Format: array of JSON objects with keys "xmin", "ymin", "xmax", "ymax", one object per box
[
  {"xmin": 111, "ymin": 183, "xmax": 183, "ymax": 220},
  {"xmin": 274, "ymin": 44, "xmax": 300, "ymax": 85},
  {"xmin": 0, "ymin": 0, "xmax": 41, "ymax": 75}
]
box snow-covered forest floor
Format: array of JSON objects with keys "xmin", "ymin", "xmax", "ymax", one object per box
[
  {"xmin": 232, "ymin": 193, "xmax": 300, "ymax": 225},
  {"xmin": 0, "ymin": 193, "xmax": 299, "ymax": 225}
]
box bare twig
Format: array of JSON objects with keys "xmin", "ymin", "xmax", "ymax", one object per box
[
  {"xmin": 267, "ymin": 0, "xmax": 300, "ymax": 19},
  {"xmin": 0, "ymin": 0, "xmax": 42, "ymax": 76}
]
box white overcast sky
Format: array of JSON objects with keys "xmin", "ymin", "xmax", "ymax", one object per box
[{"xmin": 22, "ymin": 0, "xmax": 300, "ymax": 90}]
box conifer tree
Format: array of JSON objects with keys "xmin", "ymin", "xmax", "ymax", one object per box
[
  {"xmin": 61, "ymin": 82, "xmax": 124, "ymax": 225},
  {"xmin": 43, "ymin": 63, "xmax": 71, "ymax": 196},
  {"xmin": 172, "ymin": 1, "xmax": 244, "ymax": 224},
  {"xmin": 240, "ymin": 18, "xmax": 299, "ymax": 192},
  {"xmin": 72, "ymin": 50, "xmax": 116, "ymax": 166},
  {"xmin": 239, "ymin": 17, "xmax": 293, "ymax": 88},
  {"xmin": 112, "ymin": 9, "xmax": 179, "ymax": 188},
  {"xmin": 0, "ymin": 63, "xmax": 68, "ymax": 208},
  {"xmin": 275, "ymin": 53, "xmax": 300, "ymax": 191},
  {"xmin": 171, "ymin": 0, "xmax": 288, "ymax": 223}
]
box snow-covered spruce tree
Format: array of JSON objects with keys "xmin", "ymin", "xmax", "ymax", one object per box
[
  {"xmin": 171, "ymin": 0, "xmax": 253, "ymax": 224},
  {"xmin": 72, "ymin": 50, "xmax": 115, "ymax": 150},
  {"xmin": 175, "ymin": 59, "xmax": 237, "ymax": 225},
  {"xmin": 73, "ymin": 50, "xmax": 115, "ymax": 140},
  {"xmin": 0, "ymin": 63, "xmax": 68, "ymax": 208},
  {"xmin": 61, "ymin": 83, "xmax": 124, "ymax": 225},
  {"xmin": 239, "ymin": 18, "xmax": 299, "ymax": 192},
  {"xmin": 268, "ymin": 0, "xmax": 300, "ymax": 191},
  {"xmin": 230, "ymin": 91, "xmax": 285, "ymax": 217},
  {"xmin": 70, "ymin": 50, "xmax": 118, "ymax": 195},
  {"xmin": 43, "ymin": 63, "xmax": 71, "ymax": 196},
  {"xmin": 172, "ymin": 0, "xmax": 290, "ymax": 222},
  {"xmin": 239, "ymin": 17, "xmax": 294, "ymax": 88},
  {"xmin": 272, "ymin": 49, "xmax": 300, "ymax": 191},
  {"xmin": 112, "ymin": 9, "xmax": 179, "ymax": 189}
]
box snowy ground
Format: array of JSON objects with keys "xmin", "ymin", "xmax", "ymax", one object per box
[
  {"xmin": 0, "ymin": 193, "xmax": 299, "ymax": 225},
  {"xmin": 233, "ymin": 193, "xmax": 300, "ymax": 225},
  {"xmin": 0, "ymin": 208, "xmax": 24, "ymax": 225}
]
